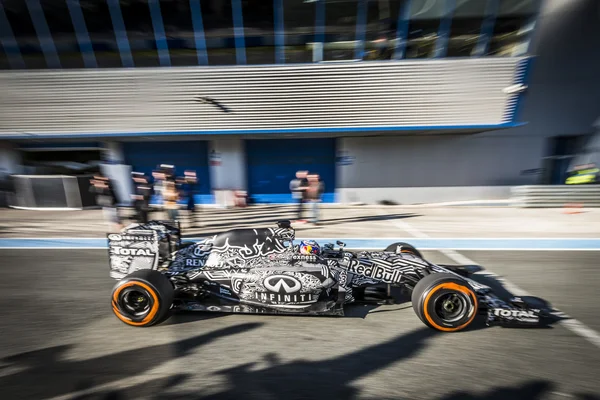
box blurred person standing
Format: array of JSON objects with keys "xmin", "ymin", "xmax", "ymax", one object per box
[
  {"xmin": 90, "ymin": 174, "xmax": 121, "ymax": 231},
  {"xmin": 307, "ymin": 174, "xmax": 325, "ymax": 224},
  {"xmin": 163, "ymin": 180, "xmax": 180, "ymax": 221},
  {"xmin": 183, "ymin": 170, "xmax": 198, "ymax": 213},
  {"xmin": 290, "ymin": 170, "xmax": 309, "ymax": 222},
  {"xmin": 131, "ymin": 172, "xmax": 153, "ymax": 223},
  {"xmin": 152, "ymin": 169, "xmax": 165, "ymax": 208},
  {"xmin": 161, "ymin": 164, "xmax": 176, "ymax": 184}
]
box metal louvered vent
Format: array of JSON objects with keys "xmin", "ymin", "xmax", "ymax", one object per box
[{"xmin": 0, "ymin": 58, "xmax": 527, "ymax": 137}]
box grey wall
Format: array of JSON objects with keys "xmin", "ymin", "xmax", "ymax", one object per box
[
  {"xmin": 337, "ymin": 134, "xmax": 545, "ymax": 189},
  {"xmin": 514, "ymin": 0, "xmax": 600, "ymax": 139}
]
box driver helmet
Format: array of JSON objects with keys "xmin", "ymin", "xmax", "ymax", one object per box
[{"xmin": 299, "ymin": 240, "xmax": 321, "ymax": 255}]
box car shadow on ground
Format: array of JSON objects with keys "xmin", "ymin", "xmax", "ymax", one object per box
[
  {"xmin": 160, "ymin": 311, "xmax": 232, "ymax": 326},
  {"xmin": 465, "ymin": 268, "xmax": 566, "ymax": 327}
]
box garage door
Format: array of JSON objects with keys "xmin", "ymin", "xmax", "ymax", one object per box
[
  {"xmin": 246, "ymin": 138, "xmax": 336, "ymax": 203},
  {"xmin": 123, "ymin": 141, "xmax": 212, "ymax": 204}
]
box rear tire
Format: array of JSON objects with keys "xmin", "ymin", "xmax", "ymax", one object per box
[
  {"xmin": 111, "ymin": 269, "xmax": 174, "ymax": 327},
  {"xmin": 384, "ymin": 242, "xmax": 423, "ymax": 258},
  {"xmin": 411, "ymin": 273, "xmax": 478, "ymax": 332}
]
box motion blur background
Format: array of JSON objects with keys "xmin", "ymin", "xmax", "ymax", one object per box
[
  {"xmin": 1, "ymin": 2, "xmax": 600, "ymax": 400},
  {"xmin": 1, "ymin": 0, "xmax": 600, "ymax": 209}
]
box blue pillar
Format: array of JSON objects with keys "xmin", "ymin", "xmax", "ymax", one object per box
[
  {"xmin": 394, "ymin": 0, "xmax": 411, "ymax": 59},
  {"xmin": 473, "ymin": 0, "xmax": 499, "ymax": 57},
  {"xmin": 107, "ymin": 0, "xmax": 134, "ymax": 67},
  {"xmin": 314, "ymin": 0, "xmax": 325, "ymax": 62},
  {"xmin": 148, "ymin": 0, "xmax": 171, "ymax": 67},
  {"xmin": 433, "ymin": 0, "xmax": 455, "ymax": 58},
  {"xmin": 189, "ymin": 0, "xmax": 208, "ymax": 65},
  {"xmin": 148, "ymin": 0, "xmax": 170, "ymax": 66},
  {"xmin": 274, "ymin": 0, "xmax": 284, "ymax": 63},
  {"xmin": 231, "ymin": 0, "xmax": 246, "ymax": 64},
  {"xmin": 26, "ymin": 0, "xmax": 61, "ymax": 68},
  {"xmin": 66, "ymin": 0, "xmax": 97, "ymax": 67},
  {"xmin": 0, "ymin": 2, "xmax": 25, "ymax": 68},
  {"xmin": 354, "ymin": 0, "xmax": 367, "ymax": 60}
]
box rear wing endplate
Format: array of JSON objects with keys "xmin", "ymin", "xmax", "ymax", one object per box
[{"xmin": 107, "ymin": 230, "xmax": 160, "ymax": 280}]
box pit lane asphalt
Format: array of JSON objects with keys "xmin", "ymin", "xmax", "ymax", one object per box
[{"xmin": 0, "ymin": 249, "xmax": 598, "ymax": 400}]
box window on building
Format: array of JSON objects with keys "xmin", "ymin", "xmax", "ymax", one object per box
[
  {"xmin": 202, "ymin": 0, "xmax": 236, "ymax": 65},
  {"xmin": 3, "ymin": 1, "xmax": 45, "ymax": 69},
  {"xmin": 282, "ymin": 0, "xmax": 316, "ymax": 63},
  {"xmin": 40, "ymin": 0, "xmax": 84, "ymax": 68},
  {"xmin": 120, "ymin": 0, "xmax": 161, "ymax": 67},
  {"xmin": 363, "ymin": 0, "xmax": 402, "ymax": 61},
  {"xmin": 323, "ymin": 0, "xmax": 359, "ymax": 61},
  {"xmin": 80, "ymin": 0, "xmax": 121, "ymax": 68},
  {"xmin": 446, "ymin": 0, "xmax": 486, "ymax": 57},
  {"xmin": 160, "ymin": 0, "xmax": 196, "ymax": 66},
  {"xmin": 242, "ymin": 0, "xmax": 275, "ymax": 65},
  {"xmin": 405, "ymin": 0, "xmax": 444, "ymax": 59},
  {"xmin": 488, "ymin": 0, "xmax": 540, "ymax": 56}
]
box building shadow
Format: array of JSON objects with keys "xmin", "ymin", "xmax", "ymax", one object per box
[
  {"xmin": 72, "ymin": 332, "xmax": 600, "ymax": 400},
  {"xmin": 440, "ymin": 380, "xmax": 553, "ymax": 400},
  {"xmin": 87, "ymin": 326, "xmax": 439, "ymax": 399},
  {"xmin": 0, "ymin": 323, "xmax": 263, "ymax": 400}
]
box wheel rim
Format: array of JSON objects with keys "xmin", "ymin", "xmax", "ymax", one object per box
[
  {"xmin": 113, "ymin": 282, "xmax": 159, "ymax": 326},
  {"xmin": 121, "ymin": 288, "xmax": 152, "ymax": 317},
  {"xmin": 433, "ymin": 292, "xmax": 469, "ymax": 323}
]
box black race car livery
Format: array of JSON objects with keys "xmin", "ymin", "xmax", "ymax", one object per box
[{"xmin": 108, "ymin": 220, "xmax": 550, "ymax": 331}]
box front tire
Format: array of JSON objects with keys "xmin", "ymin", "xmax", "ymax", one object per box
[
  {"xmin": 411, "ymin": 273, "xmax": 478, "ymax": 332},
  {"xmin": 111, "ymin": 269, "xmax": 174, "ymax": 327}
]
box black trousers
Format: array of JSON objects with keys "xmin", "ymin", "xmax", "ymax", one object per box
[
  {"xmin": 297, "ymin": 198, "xmax": 304, "ymax": 219},
  {"xmin": 134, "ymin": 201, "xmax": 149, "ymax": 223}
]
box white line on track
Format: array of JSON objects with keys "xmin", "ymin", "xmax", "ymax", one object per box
[{"xmin": 378, "ymin": 208, "xmax": 600, "ymax": 349}]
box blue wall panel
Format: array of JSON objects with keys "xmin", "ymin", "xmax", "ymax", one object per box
[
  {"xmin": 246, "ymin": 138, "xmax": 336, "ymax": 203},
  {"xmin": 123, "ymin": 141, "xmax": 212, "ymax": 204}
]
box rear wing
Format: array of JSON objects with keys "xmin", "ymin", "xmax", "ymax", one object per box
[{"xmin": 107, "ymin": 220, "xmax": 182, "ymax": 280}]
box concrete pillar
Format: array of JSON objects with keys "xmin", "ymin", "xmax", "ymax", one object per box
[
  {"xmin": 0, "ymin": 141, "xmax": 23, "ymax": 176},
  {"xmin": 100, "ymin": 141, "xmax": 132, "ymax": 205},
  {"xmin": 103, "ymin": 141, "xmax": 125, "ymax": 164},
  {"xmin": 209, "ymin": 138, "xmax": 246, "ymax": 191}
]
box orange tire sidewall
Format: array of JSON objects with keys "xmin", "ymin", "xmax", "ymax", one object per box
[
  {"xmin": 112, "ymin": 281, "xmax": 160, "ymax": 327},
  {"xmin": 422, "ymin": 282, "xmax": 478, "ymax": 332}
]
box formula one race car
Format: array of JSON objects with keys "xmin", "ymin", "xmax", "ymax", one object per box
[{"xmin": 107, "ymin": 220, "xmax": 546, "ymax": 331}]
